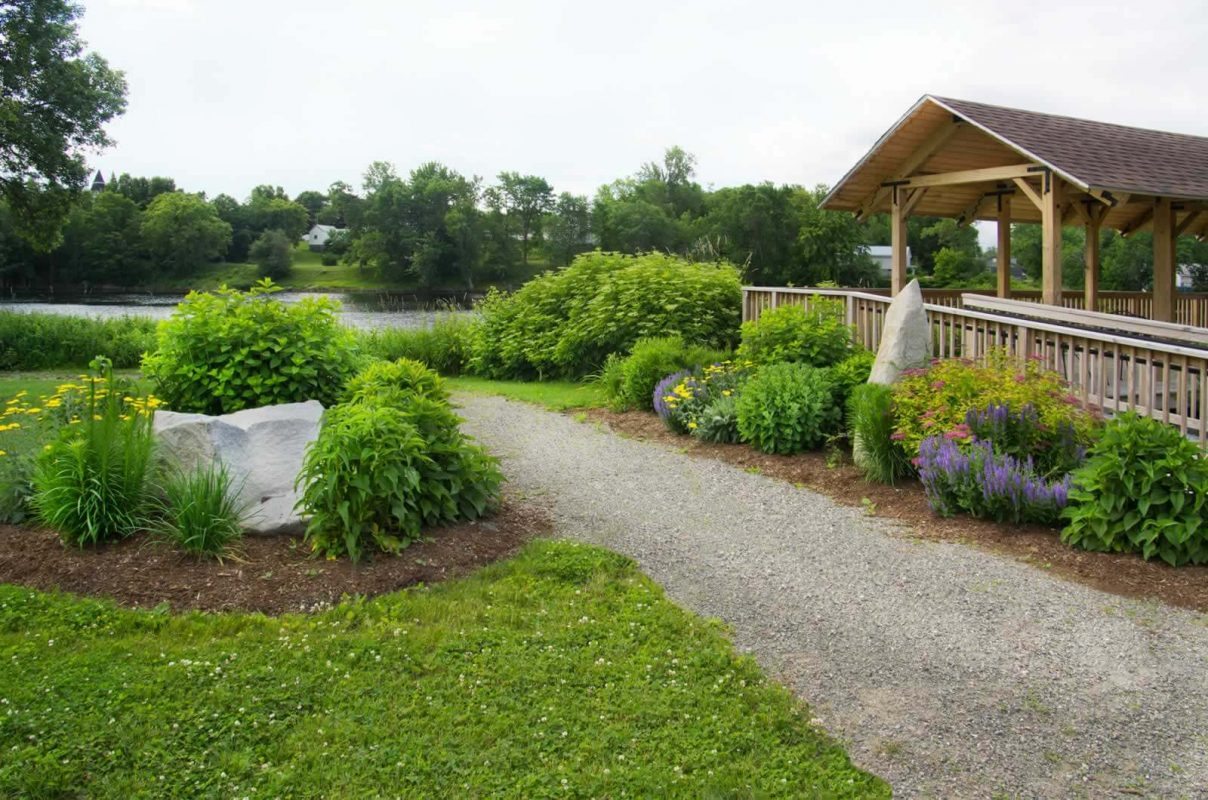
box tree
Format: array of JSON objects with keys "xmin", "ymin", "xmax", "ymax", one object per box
[
  {"xmin": 140, "ymin": 192, "xmax": 231, "ymax": 275},
  {"xmin": 249, "ymin": 229, "xmax": 293, "ymax": 279},
  {"xmin": 792, "ymin": 186, "xmax": 879, "ymax": 286},
  {"xmin": 0, "ymin": 0, "xmax": 127, "ymax": 249},
  {"xmin": 698, "ymin": 184, "xmax": 799, "ymax": 279},
  {"xmin": 544, "ymin": 193, "xmax": 592, "ymax": 266},
  {"xmin": 249, "ymin": 195, "xmax": 308, "ymax": 242},
  {"xmin": 56, "ymin": 190, "xmax": 145, "ymax": 284},
  {"xmin": 319, "ymin": 180, "xmax": 361, "ymax": 227},
  {"xmin": 111, "ymin": 174, "xmax": 177, "ymax": 208},
  {"xmin": 211, "ymin": 193, "xmax": 254, "ymax": 261},
  {"xmin": 294, "ymin": 190, "xmax": 327, "ymax": 227},
  {"xmin": 929, "ymin": 246, "xmax": 985, "ymax": 287},
  {"xmin": 495, "ymin": 172, "xmax": 553, "ymax": 265}
]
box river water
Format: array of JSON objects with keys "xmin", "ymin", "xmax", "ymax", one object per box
[{"xmin": 0, "ymin": 292, "xmax": 467, "ymax": 330}]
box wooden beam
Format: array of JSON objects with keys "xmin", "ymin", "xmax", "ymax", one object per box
[
  {"xmin": 1084, "ymin": 214, "xmax": 1101, "ymax": 312},
  {"xmin": 902, "ymin": 187, "xmax": 928, "ymax": 216},
  {"xmin": 890, "ymin": 187, "xmax": 908, "ymax": 295},
  {"xmin": 1013, "ymin": 177, "xmax": 1043, "ymax": 211},
  {"xmin": 1120, "ymin": 203, "xmax": 1155, "ymax": 237},
  {"xmin": 1175, "ymin": 207, "xmax": 1207, "ymax": 237},
  {"xmin": 1041, "ymin": 174, "xmax": 1063, "ymax": 306},
  {"xmin": 854, "ymin": 122, "xmax": 961, "ymax": 220},
  {"xmin": 1067, "ymin": 199, "xmax": 1091, "ymax": 226},
  {"xmin": 1153, "ymin": 198, "xmax": 1175, "ymax": 322},
  {"xmin": 957, "ymin": 193, "xmax": 989, "ymax": 227},
  {"xmin": 886, "ymin": 163, "xmax": 1040, "ymax": 190},
  {"xmin": 997, "ymin": 195, "xmax": 1011, "ymax": 299}
]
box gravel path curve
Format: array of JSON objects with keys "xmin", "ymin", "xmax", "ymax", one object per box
[{"xmin": 458, "ymin": 394, "xmax": 1208, "ymax": 799}]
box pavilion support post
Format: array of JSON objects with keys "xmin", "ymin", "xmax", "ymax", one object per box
[
  {"xmin": 1041, "ymin": 173, "xmax": 1063, "ymax": 306},
  {"xmin": 1153, "ymin": 197, "xmax": 1176, "ymax": 322},
  {"xmin": 890, "ymin": 187, "xmax": 908, "ymax": 295},
  {"xmin": 996, "ymin": 195, "xmax": 1011, "ymax": 298},
  {"xmin": 1084, "ymin": 213, "xmax": 1101, "ymax": 312}
]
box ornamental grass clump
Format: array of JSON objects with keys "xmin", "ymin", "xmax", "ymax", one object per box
[
  {"xmin": 153, "ymin": 462, "xmax": 247, "ymax": 559},
  {"xmin": 916, "ymin": 435, "xmax": 1072, "ymax": 525},
  {"xmin": 1061, "ymin": 413, "xmax": 1208, "ymax": 566},
  {"xmin": 735, "ymin": 363, "xmax": 840, "ymax": 454},
  {"xmin": 846, "ymin": 384, "xmax": 911, "ymax": 485}
]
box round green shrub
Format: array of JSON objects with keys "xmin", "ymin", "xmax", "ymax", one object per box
[
  {"xmin": 601, "ymin": 335, "xmax": 729, "ymax": 411},
  {"xmin": 736, "ymin": 301, "xmax": 852, "ymax": 368},
  {"xmin": 735, "ymin": 363, "xmax": 840, "ymax": 454},
  {"xmin": 297, "ymin": 401, "xmax": 501, "ymax": 562},
  {"xmin": 345, "ymin": 358, "xmax": 449, "ymax": 405},
  {"xmin": 1061, "ymin": 413, "xmax": 1208, "ymax": 566},
  {"xmin": 827, "ymin": 349, "xmax": 876, "ymax": 407},
  {"xmin": 846, "ymin": 383, "xmax": 910, "ymax": 485},
  {"xmin": 142, "ymin": 280, "xmax": 360, "ymax": 415},
  {"xmin": 470, "ymin": 251, "xmax": 741, "ymax": 380}
]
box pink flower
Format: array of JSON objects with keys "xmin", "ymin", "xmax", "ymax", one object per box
[
  {"xmin": 890, "ymin": 431, "xmax": 906, "ymax": 441},
  {"xmin": 1014, "ymin": 374, "xmax": 1027, "ymax": 384},
  {"xmin": 944, "ymin": 424, "xmax": 972, "ymax": 440},
  {"xmin": 931, "ymin": 380, "xmax": 946, "ymax": 390}
]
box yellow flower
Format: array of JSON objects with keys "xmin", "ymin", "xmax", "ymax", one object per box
[
  {"xmin": 0, "ymin": 450, "xmax": 5, "ymax": 457},
  {"xmin": 26, "ymin": 407, "xmax": 41, "ymax": 414},
  {"xmin": 687, "ymin": 421, "xmax": 698, "ymax": 430},
  {"xmin": 722, "ymin": 390, "xmax": 732, "ymax": 396}
]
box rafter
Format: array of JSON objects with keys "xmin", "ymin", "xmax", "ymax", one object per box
[
  {"xmin": 885, "ymin": 163, "xmax": 1040, "ymax": 190},
  {"xmin": 854, "ymin": 121, "xmax": 962, "ymax": 221},
  {"xmin": 1175, "ymin": 206, "xmax": 1207, "ymax": 237}
]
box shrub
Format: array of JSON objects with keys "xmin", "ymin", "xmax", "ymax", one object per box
[
  {"xmin": 1061, "ymin": 414, "xmax": 1208, "ymax": 566},
  {"xmin": 891, "ymin": 352, "xmax": 1100, "ymax": 460},
  {"xmin": 692, "ymin": 394, "xmax": 740, "ymax": 443},
  {"xmin": 736, "ymin": 301, "xmax": 852, "ymax": 368},
  {"xmin": 320, "ymin": 253, "xmax": 339, "ymax": 266},
  {"xmin": 470, "ymin": 251, "xmax": 742, "ymax": 380},
  {"xmin": 735, "ymin": 363, "xmax": 840, "ymax": 454},
  {"xmin": 249, "ymin": 229, "xmax": 293, "ymax": 279},
  {"xmin": 154, "ymin": 462, "xmax": 246, "ymax": 558},
  {"xmin": 654, "ymin": 360, "xmax": 751, "ymax": 435},
  {"xmin": 846, "ymin": 383, "xmax": 910, "ymax": 485},
  {"xmin": 142, "ymin": 279, "xmax": 360, "ymax": 414},
  {"xmin": 360, "ymin": 313, "xmax": 477, "ymax": 376},
  {"xmin": 345, "ymin": 358, "xmax": 449, "ymax": 405},
  {"xmin": 827, "ymin": 349, "xmax": 875, "ymax": 407},
  {"xmin": 31, "ymin": 359, "xmax": 156, "ymax": 546},
  {"xmin": 917, "ymin": 436, "xmax": 1072, "ymax": 525},
  {"xmin": 0, "ymin": 311, "xmax": 155, "ymax": 370},
  {"xmin": 297, "ymin": 398, "xmax": 502, "ymax": 562},
  {"xmin": 601, "ymin": 336, "xmax": 728, "ymax": 411}
]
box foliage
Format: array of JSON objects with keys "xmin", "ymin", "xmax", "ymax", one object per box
[
  {"xmin": 491, "ymin": 171, "xmax": 553, "ymax": 264},
  {"xmin": 1061, "ymin": 414, "xmax": 1208, "ymax": 566},
  {"xmin": 0, "ymin": 0, "xmax": 127, "ymax": 249},
  {"xmin": 296, "ymin": 394, "xmax": 501, "ymax": 561},
  {"xmin": 445, "ymin": 376, "xmax": 608, "ymax": 411},
  {"xmin": 139, "ymin": 192, "xmax": 232, "ymax": 276},
  {"xmin": 543, "ymin": 191, "xmax": 593, "ymax": 266},
  {"xmin": 929, "ymin": 246, "xmax": 986, "ymax": 287},
  {"xmin": 0, "ymin": 540, "xmax": 888, "ymax": 798},
  {"xmin": 692, "ymin": 393, "xmax": 741, "ymax": 443},
  {"xmin": 344, "ymin": 357, "xmax": 449, "ymax": 405},
  {"xmin": 826, "ymin": 349, "xmax": 875, "ymax": 407},
  {"xmin": 737, "ymin": 301, "xmax": 852, "ymax": 368},
  {"xmin": 655, "ymin": 360, "xmax": 750, "ymax": 435},
  {"xmin": 846, "ymin": 383, "xmax": 910, "ymax": 485},
  {"xmin": 791, "ymin": 186, "xmax": 881, "ymax": 286},
  {"xmin": 599, "ymin": 335, "xmax": 727, "ymax": 411},
  {"xmin": 0, "ymin": 311, "xmax": 155, "ymax": 370},
  {"xmin": 142, "ymin": 280, "xmax": 360, "ymax": 414},
  {"xmin": 891, "ymin": 353, "xmax": 1099, "ymax": 460},
  {"xmin": 735, "ymin": 363, "xmax": 840, "ymax": 454},
  {"xmin": 153, "ymin": 462, "xmax": 246, "ymax": 559},
  {"xmin": 470, "ymin": 251, "xmax": 742, "ymax": 380},
  {"xmin": 30, "ymin": 358, "xmax": 156, "ymax": 546},
  {"xmin": 359, "ymin": 313, "xmax": 477, "ymax": 376},
  {"xmin": 248, "ymin": 228, "xmax": 293, "ymax": 279},
  {"xmin": 916, "ymin": 435, "xmax": 1072, "ymax": 525},
  {"xmin": 963, "ymin": 402, "xmax": 1087, "ymax": 479}
]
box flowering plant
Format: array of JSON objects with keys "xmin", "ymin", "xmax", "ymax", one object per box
[{"xmin": 654, "ymin": 360, "xmax": 752, "ymax": 435}]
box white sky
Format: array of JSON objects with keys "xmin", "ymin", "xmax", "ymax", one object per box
[{"xmin": 79, "ymin": 0, "xmax": 1207, "ymax": 237}]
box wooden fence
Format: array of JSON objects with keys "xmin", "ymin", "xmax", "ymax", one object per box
[{"xmin": 742, "ymin": 286, "xmax": 1208, "ymax": 446}]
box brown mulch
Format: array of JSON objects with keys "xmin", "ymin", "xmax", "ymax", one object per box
[
  {"xmin": 0, "ymin": 502, "xmax": 549, "ymax": 615},
  {"xmin": 586, "ymin": 408, "xmax": 1208, "ymax": 614}
]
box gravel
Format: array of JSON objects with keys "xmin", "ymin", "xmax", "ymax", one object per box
[{"xmin": 458, "ymin": 393, "xmax": 1208, "ymax": 800}]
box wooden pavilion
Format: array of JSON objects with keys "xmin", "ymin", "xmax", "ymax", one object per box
[{"xmin": 821, "ymin": 96, "xmax": 1208, "ymax": 322}]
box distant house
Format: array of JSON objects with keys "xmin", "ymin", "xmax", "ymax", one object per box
[
  {"xmin": 302, "ymin": 224, "xmax": 345, "ymax": 251},
  {"xmin": 867, "ymin": 245, "xmax": 911, "ymax": 278},
  {"xmin": 1177, "ymin": 263, "xmax": 1201, "ymax": 290}
]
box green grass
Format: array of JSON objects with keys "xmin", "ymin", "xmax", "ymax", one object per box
[
  {"xmin": 0, "ymin": 539, "xmax": 887, "ymax": 798},
  {"xmin": 0, "ymin": 370, "xmax": 142, "ymax": 401},
  {"xmin": 447, "ymin": 376, "xmax": 608, "ymax": 411}
]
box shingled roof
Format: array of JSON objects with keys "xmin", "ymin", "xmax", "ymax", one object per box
[{"xmin": 931, "ymin": 96, "xmax": 1208, "ymax": 200}]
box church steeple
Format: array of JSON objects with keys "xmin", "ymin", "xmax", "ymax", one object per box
[{"xmin": 90, "ymin": 170, "xmax": 105, "ymax": 192}]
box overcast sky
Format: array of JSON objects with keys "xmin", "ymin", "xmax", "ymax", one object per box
[{"xmin": 80, "ymin": 0, "xmax": 1206, "ymax": 209}]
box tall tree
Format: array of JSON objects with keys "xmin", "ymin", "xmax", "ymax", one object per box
[
  {"xmin": 495, "ymin": 172, "xmax": 553, "ymax": 265},
  {"xmin": 543, "ymin": 192, "xmax": 592, "ymax": 267},
  {"xmin": 792, "ymin": 186, "xmax": 879, "ymax": 286},
  {"xmin": 140, "ymin": 192, "xmax": 231, "ymax": 276},
  {"xmin": 0, "ymin": 0, "xmax": 127, "ymax": 249},
  {"xmin": 294, "ymin": 190, "xmax": 327, "ymax": 228}
]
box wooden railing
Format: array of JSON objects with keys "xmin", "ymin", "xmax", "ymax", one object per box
[
  {"xmin": 742, "ymin": 286, "xmax": 1208, "ymax": 446},
  {"xmin": 776, "ymin": 287, "xmax": 1208, "ymax": 326}
]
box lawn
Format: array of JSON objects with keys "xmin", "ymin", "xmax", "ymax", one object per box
[
  {"xmin": 0, "ymin": 539, "xmax": 887, "ymax": 798},
  {"xmin": 447, "ymin": 376, "xmax": 608, "ymax": 411},
  {"xmin": 0, "ymin": 370, "xmax": 142, "ymax": 401}
]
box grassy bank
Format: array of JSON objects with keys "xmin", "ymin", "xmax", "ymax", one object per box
[
  {"xmin": 0, "ymin": 539, "xmax": 887, "ymax": 798},
  {"xmin": 447, "ymin": 376, "xmax": 608, "ymax": 411}
]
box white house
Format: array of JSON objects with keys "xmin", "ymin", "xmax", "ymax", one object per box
[
  {"xmin": 302, "ymin": 224, "xmax": 345, "ymax": 251},
  {"xmin": 867, "ymin": 245, "xmax": 911, "ymax": 278}
]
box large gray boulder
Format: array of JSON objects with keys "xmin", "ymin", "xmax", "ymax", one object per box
[
  {"xmin": 152, "ymin": 401, "xmax": 324, "ymax": 535},
  {"xmin": 868, "ymin": 279, "xmax": 932, "ymax": 385}
]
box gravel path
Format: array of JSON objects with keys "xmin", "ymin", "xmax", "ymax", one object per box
[{"xmin": 458, "ymin": 394, "xmax": 1208, "ymax": 800}]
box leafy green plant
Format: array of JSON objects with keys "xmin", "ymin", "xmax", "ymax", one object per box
[
  {"xmin": 360, "ymin": 313, "xmax": 478, "ymax": 376},
  {"xmin": 1061, "ymin": 414, "xmax": 1208, "ymax": 566},
  {"xmin": 154, "ymin": 462, "xmax": 247, "ymax": 559},
  {"xmin": 846, "ymin": 383, "xmax": 910, "ymax": 485},
  {"xmin": 142, "ymin": 279, "xmax": 360, "ymax": 414},
  {"xmin": 345, "ymin": 358, "xmax": 449, "ymax": 405},
  {"xmin": 827, "ymin": 349, "xmax": 876, "ymax": 407},
  {"xmin": 470, "ymin": 251, "xmax": 741, "ymax": 380},
  {"xmin": 736, "ymin": 301, "xmax": 852, "ymax": 368},
  {"xmin": 692, "ymin": 394, "xmax": 740, "ymax": 443},
  {"xmin": 0, "ymin": 311, "xmax": 155, "ymax": 370},
  {"xmin": 735, "ymin": 363, "xmax": 840, "ymax": 454},
  {"xmin": 296, "ymin": 401, "xmax": 501, "ymax": 562},
  {"xmin": 600, "ymin": 336, "xmax": 728, "ymax": 411},
  {"xmin": 31, "ymin": 358, "xmax": 156, "ymax": 546}
]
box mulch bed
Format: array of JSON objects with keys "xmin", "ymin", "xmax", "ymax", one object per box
[
  {"xmin": 0, "ymin": 502, "xmax": 549, "ymax": 615},
  {"xmin": 586, "ymin": 408, "xmax": 1208, "ymax": 614}
]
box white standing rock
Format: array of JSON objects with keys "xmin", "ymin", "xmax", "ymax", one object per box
[
  {"xmin": 152, "ymin": 400, "xmax": 324, "ymax": 535},
  {"xmin": 868, "ymin": 279, "xmax": 932, "ymax": 385}
]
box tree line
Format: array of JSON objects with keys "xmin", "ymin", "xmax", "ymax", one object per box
[{"xmin": 1, "ymin": 146, "xmax": 1205, "ymax": 291}]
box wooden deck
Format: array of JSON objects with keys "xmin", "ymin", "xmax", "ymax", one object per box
[{"xmin": 742, "ymin": 286, "xmax": 1208, "ymax": 446}]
